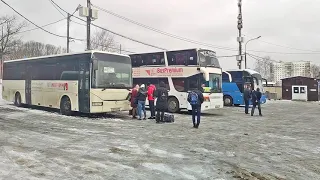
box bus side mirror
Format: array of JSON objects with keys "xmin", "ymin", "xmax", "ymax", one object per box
[{"xmin": 92, "ymin": 59, "xmax": 98, "ymax": 70}]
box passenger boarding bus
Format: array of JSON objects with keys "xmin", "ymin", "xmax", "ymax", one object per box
[
  {"xmin": 222, "ymin": 69, "xmax": 267, "ymax": 106},
  {"xmin": 129, "ymin": 48, "xmax": 223, "ymax": 113},
  {"xmin": 2, "ymin": 51, "xmax": 132, "ymax": 115}
]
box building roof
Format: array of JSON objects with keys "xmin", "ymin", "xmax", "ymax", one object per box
[{"xmin": 281, "ymin": 76, "xmax": 317, "ymax": 80}]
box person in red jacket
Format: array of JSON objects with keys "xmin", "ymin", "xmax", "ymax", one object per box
[
  {"xmin": 147, "ymin": 82, "xmax": 156, "ymax": 119},
  {"xmin": 130, "ymin": 84, "xmax": 139, "ymax": 119}
]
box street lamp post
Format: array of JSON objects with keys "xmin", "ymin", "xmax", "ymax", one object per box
[{"xmin": 244, "ymin": 36, "xmax": 261, "ymax": 69}]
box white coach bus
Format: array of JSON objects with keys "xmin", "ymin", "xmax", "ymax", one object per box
[
  {"xmin": 2, "ymin": 51, "xmax": 132, "ymax": 115},
  {"xmin": 129, "ymin": 48, "xmax": 223, "ymax": 113}
]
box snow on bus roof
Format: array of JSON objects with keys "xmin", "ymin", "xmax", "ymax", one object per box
[
  {"xmin": 128, "ymin": 48, "xmax": 216, "ymax": 55},
  {"xmin": 4, "ymin": 50, "xmax": 130, "ymax": 63},
  {"xmin": 224, "ymin": 69, "xmax": 260, "ymax": 75}
]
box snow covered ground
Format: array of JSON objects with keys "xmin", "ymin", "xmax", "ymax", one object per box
[{"xmin": 0, "ymin": 93, "xmax": 319, "ymax": 180}]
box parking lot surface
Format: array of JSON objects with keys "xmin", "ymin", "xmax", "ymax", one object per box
[{"xmin": 0, "ymin": 98, "xmax": 319, "ymax": 180}]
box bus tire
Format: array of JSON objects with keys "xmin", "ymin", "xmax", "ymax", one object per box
[
  {"xmin": 223, "ymin": 96, "xmax": 233, "ymax": 106},
  {"xmin": 60, "ymin": 96, "xmax": 72, "ymax": 116},
  {"xmin": 167, "ymin": 97, "xmax": 180, "ymax": 113},
  {"xmin": 14, "ymin": 92, "xmax": 22, "ymax": 107}
]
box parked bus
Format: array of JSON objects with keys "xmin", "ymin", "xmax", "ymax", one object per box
[
  {"xmin": 2, "ymin": 51, "xmax": 132, "ymax": 115},
  {"xmin": 129, "ymin": 48, "xmax": 223, "ymax": 113},
  {"xmin": 222, "ymin": 69, "xmax": 267, "ymax": 106}
]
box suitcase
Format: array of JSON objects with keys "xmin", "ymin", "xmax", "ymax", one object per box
[{"xmin": 163, "ymin": 113, "xmax": 174, "ymax": 123}]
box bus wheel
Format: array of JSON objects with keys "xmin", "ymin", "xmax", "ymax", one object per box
[
  {"xmin": 60, "ymin": 97, "xmax": 72, "ymax": 116},
  {"xmin": 14, "ymin": 92, "xmax": 22, "ymax": 107},
  {"xmin": 223, "ymin": 96, "xmax": 233, "ymax": 106},
  {"xmin": 167, "ymin": 97, "xmax": 180, "ymax": 113}
]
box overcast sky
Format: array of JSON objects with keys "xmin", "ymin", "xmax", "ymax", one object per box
[{"xmin": 1, "ymin": 0, "xmax": 320, "ymax": 69}]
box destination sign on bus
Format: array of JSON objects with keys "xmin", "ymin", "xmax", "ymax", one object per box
[{"xmin": 133, "ymin": 67, "xmax": 184, "ymax": 77}]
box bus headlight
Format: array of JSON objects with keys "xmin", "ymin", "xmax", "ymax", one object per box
[{"xmin": 92, "ymin": 102, "xmax": 103, "ymax": 106}]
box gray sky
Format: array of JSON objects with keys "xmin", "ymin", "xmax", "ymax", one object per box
[{"xmin": 1, "ymin": 0, "xmax": 320, "ymax": 69}]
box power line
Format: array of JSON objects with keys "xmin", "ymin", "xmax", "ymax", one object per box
[
  {"xmin": 259, "ymin": 40, "xmax": 320, "ymax": 53},
  {"xmin": 1, "ymin": 0, "xmax": 67, "ymax": 38},
  {"xmin": 92, "ymin": 4, "xmax": 239, "ymax": 52},
  {"xmin": 217, "ymin": 54, "xmax": 244, "ymax": 58},
  {"xmin": 244, "ymin": 33, "xmax": 320, "ymax": 53},
  {"xmin": 247, "ymin": 53, "xmax": 279, "ymax": 63},
  {"xmin": 94, "ymin": 4, "xmax": 320, "ymax": 55},
  {"xmin": 18, "ymin": 18, "xmax": 66, "ymax": 34},
  {"xmin": 48, "ymin": 0, "xmax": 66, "ymax": 17},
  {"xmin": 49, "ymin": 0, "xmax": 167, "ymax": 50}
]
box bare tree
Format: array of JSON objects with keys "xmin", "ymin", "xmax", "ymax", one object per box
[
  {"xmin": 310, "ymin": 64, "xmax": 320, "ymax": 78},
  {"xmin": 254, "ymin": 56, "xmax": 273, "ymax": 81},
  {"xmin": 90, "ymin": 30, "xmax": 118, "ymax": 52},
  {"xmin": 6, "ymin": 41, "xmax": 67, "ymax": 60},
  {"xmin": 0, "ymin": 16, "xmax": 27, "ymax": 57}
]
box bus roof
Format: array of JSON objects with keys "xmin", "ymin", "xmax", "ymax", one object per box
[
  {"xmin": 129, "ymin": 48, "xmax": 216, "ymax": 55},
  {"xmin": 225, "ymin": 69, "xmax": 260, "ymax": 75},
  {"xmin": 4, "ymin": 50, "xmax": 130, "ymax": 63}
]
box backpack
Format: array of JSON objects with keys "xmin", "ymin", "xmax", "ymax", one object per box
[
  {"xmin": 189, "ymin": 91, "xmax": 199, "ymax": 105},
  {"xmin": 158, "ymin": 89, "xmax": 167, "ymax": 101}
]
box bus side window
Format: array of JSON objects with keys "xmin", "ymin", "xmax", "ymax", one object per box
[
  {"xmin": 172, "ymin": 78, "xmax": 185, "ymax": 92},
  {"xmin": 157, "ymin": 78, "xmax": 170, "ymax": 90}
]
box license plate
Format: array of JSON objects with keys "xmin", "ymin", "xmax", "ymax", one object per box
[
  {"xmin": 111, "ymin": 108, "xmax": 120, "ymax": 112},
  {"xmin": 215, "ymin": 105, "xmax": 220, "ymax": 108}
]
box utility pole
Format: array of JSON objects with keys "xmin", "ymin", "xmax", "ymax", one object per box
[
  {"xmin": 79, "ymin": 1, "xmax": 97, "ymax": 50},
  {"xmin": 237, "ymin": 0, "xmax": 243, "ymax": 69},
  {"xmin": 86, "ymin": 0, "xmax": 91, "ymax": 50},
  {"xmin": 67, "ymin": 13, "xmax": 70, "ymax": 53}
]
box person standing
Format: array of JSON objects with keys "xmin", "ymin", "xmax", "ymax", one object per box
[
  {"xmin": 243, "ymin": 85, "xmax": 251, "ymax": 114},
  {"xmin": 130, "ymin": 84, "xmax": 139, "ymax": 119},
  {"xmin": 147, "ymin": 82, "xmax": 156, "ymax": 119},
  {"xmin": 136, "ymin": 84, "xmax": 147, "ymax": 120},
  {"xmin": 155, "ymin": 81, "xmax": 168, "ymax": 123},
  {"xmin": 187, "ymin": 85, "xmax": 204, "ymax": 128},
  {"xmin": 251, "ymin": 88, "xmax": 262, "ymax": 116}
]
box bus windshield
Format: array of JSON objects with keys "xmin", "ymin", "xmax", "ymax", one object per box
[
  {"xmin": 198, "ymin": 50, "xmax": 220, "ymax": 68},
  {"xmin": 92, "ymin": 53, "xmax": 132, "ymax": 89},
  {"xmin": 203, "ymin": 73, "xmax": 222, "ymax": 93}
]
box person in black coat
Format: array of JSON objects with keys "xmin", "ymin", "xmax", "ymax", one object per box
[
  {"xmin": 243, "ymin": 85, "xmax": 251, "ymax": 114},
  {"xmin": 155, "ymin": 81, "xmax": 168, "ymax": 123},
  {"xmin": 251, "ymin": 88, "xmax": 262, "ymax": 116}
]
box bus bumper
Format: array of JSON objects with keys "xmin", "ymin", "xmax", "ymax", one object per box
[{"xmin": 90, "ymin": 100, "xmax": 131, "ymax": 113}]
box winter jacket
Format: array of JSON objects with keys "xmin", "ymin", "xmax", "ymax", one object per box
[
  {"xmin": 155, "ymin": 87, "xmax": 168, "ymax": 111},
  {"xmin": 147, "ymin": 84, "xmax": 156, "ymax": 101},
  {"xmin": 187, "ymin": 89, "xmax": 204, "ymax": 106},
  {"xmin": 136, "ymin": 88, "xmax": 147, "ymax": 101},
  {"xmin": 243, "ymin": 88, "xmax": 251, "ymax": 101},
  {"xmin": 251, "ymin": 90, "xmax": 262, "ymax": 103},
  {"xmin": 130, "ymin": 88, "xmax": 138, "ymax": 107}
]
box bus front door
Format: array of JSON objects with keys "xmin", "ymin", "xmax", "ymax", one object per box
[
  {"xmin": 25, "ymin": 65, "xmax": 32, "ymax": 105},
  {"xmin": 78, "ymin": 61, "xmax": 90, "ymax": 113}
]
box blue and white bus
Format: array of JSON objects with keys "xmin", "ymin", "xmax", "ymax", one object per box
[{"xmin": 222, "ymin": 69, "xmax": 267, "ymax": 106}]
